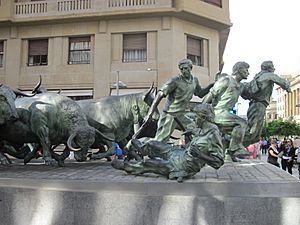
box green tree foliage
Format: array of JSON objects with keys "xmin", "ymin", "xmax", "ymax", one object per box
[{"xmin": 262, "ymin": 119, "xmax": 300, "ymax": 138}]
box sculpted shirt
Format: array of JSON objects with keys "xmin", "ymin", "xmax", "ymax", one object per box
[
  {"xmin": 160, "ymin": 74, "xmax": 204, "ymax": 114},
  {"xmin": 248, "ymin": 71, "xmax": 290, "ymax": 106},
  {"xmin": 168, "ymin": 123, "xmax": 224, "ymax": 179},
  {"xmin": 209, "ymin": 75, "xmax": 240, "ymax": 112}
]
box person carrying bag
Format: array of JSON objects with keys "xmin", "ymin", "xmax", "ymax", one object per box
[{"xmin": 267, "ymin": 139, "xmax": 282, "ymax": 167}]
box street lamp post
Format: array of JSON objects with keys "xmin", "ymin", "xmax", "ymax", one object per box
[
  {"xmin": 116, "ymin": 70, "xmax": 120, "ymax": 96},
  {"xmin": 113, "ymin": 70, "xmax": 127, "ymax": 96},
  {"xmin": 147, "ymin": 67, "xmax": 158, "ymax": 87}
]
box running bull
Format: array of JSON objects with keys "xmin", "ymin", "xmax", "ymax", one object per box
[
  {"xmin": 77, "ymin": 85, "xmax": 159, "ymax": 160},
  {"xmin": 14, "ymin": 92, "xmax": 114, "ymax": 165}
]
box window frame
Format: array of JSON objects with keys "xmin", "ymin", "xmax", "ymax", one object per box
[
  {"xmin": 203, "ymin": 0, "xmax": 222, "ymax": 8},
  {"xmin": 187, "ymin": 36, "xmax": 203, "ymax": 67},
  {"xmin": 0, "ymin": 40, "xmax": 4, "ymax": 68},
  {"xmin": 68, "ymin": 36, "xmax": 91, "ymax": 65},
  {"xmin": 122, "ymin": 33, "xmax": 147, "ymax": 63},
  {"xmin": 28, "ymin": 39, "xmax": 48, "ymax": 67}
]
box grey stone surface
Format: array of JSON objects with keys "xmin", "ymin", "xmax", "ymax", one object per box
[{"xmin": 0, "ymin": 159, "xmax": 299, "ymax": 225}]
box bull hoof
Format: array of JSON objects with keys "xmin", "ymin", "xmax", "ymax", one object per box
[
  {"xmin": 44, "ymin": 158, "xmax": 57, "ymax": 166},
  {"xmin": 89, "ymin": 153, "xmax": 106, "ymax": 161},
  {"xmin": 57, "ymin": 160, "xmax": 65, "ymax": 167},
  {"xmin": 0, "ymin": 154, "xmax": 11, "ymax": 165},
  {"xmin": 106, "ymin": 156, "xmax": 112, "ymax": 162},
  {"xmin": 74, "ymin": 151, "xmax": 87, "ymax": 162},
  {"xmin": 75, "ymin": 156, "xmax": 87, "ymax": 162},
  {"xmin": 177, "ymin": 177, "xmax": 183, "ymax": 183},
  {"xmin": 24, "ymin": 152, "xmax": 35, "ymax": 165}
]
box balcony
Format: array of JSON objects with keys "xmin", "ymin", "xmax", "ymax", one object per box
[
  {"xmin": 0, "ymin": 0, "xmax": 230, "ymax": 30},
  {"xmin": 12, "ymin": 0, "xmax": 173, "ymax": 20}
]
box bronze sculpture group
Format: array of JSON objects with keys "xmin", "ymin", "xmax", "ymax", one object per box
[{"xmin": 0, "ymin": 59, "xmax": 291, "ymax": 182}]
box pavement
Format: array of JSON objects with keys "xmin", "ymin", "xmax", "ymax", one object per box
[
  {"xmin": 259, "ymin": 153, "xmax": 299, "ymax": 179},
  {"xmin": 0, "ymin": 156, "xmax": 299, "ymax": 186}
]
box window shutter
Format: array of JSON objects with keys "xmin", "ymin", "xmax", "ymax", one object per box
[
  {"xmin": 0, "ymin": 41, "xmax": 3, "ymax": 52},
  {"xmin": 69, "ymin": 36, "xmax": 91, "ymax": 51},
  {"xmin": 123, "ymin": 33, "xmax": 146, "ymax": 50},
  {"xmin": 29, "ymin": 39, "xmax": 48, "ymax": 55},
  {"xmin": 69, "ymin": 36, "xmax": 90, "ymax": 43},
  {"xmin": 204, "ymin": 0, "xmax": 222, "ymax": 7},
  {"xmin": 187, "ymin": 37, "xmax": 201, "ymax": 56}
]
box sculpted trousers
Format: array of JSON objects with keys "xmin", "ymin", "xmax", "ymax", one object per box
[
  {"xmin": 247, "ymin": 101, "xmax": 267, "ymax": 142},
  {"xmin": 154, "ymin": 112, "xmax": 191, "ymax": 142},
  {"xmin": 214, "ymin": 109, "xmax": 247, "ymax": 154}
]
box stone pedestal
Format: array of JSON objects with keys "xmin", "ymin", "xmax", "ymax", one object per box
[{"xmin": 0, "ymin": 160, "xmax": 299, "ymax": 225}]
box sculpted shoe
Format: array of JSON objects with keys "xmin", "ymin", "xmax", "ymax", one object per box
[
  {"xmin": 234, "ymin": 149, "xmax": 253, "ymax": 157},
  {"xmin": 123, "ymin": 161, "xmax": 144, "ymax": 175},
  {"xmin": 111, "ymin": 159, "xmax": 125, "ymax": 170},
  {"xmin": 131, "ymin": 139, "xmax": 144, "ymax": 150},
  {"xmin": 225, "ymin": 152, "xmax": 240, "ymax": 162}
]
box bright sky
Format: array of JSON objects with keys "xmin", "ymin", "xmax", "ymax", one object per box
[{"xmin": 222, "ymin": 0, "xmax": 300, "ymax": 115}]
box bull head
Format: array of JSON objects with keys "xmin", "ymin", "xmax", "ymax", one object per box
[
  {"xmin": 0, "ymin": 86, "xmax": 20, "ymax": 124},
  {"xmin": 67, "ymin": 126, "xmax": 114, "ymax": 151}
]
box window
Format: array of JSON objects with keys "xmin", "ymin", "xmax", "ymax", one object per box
[
  {"xmin": 68, "ymin": 36, "xmax": 91, "ymax": 64},
  {"xmin": 187, "ymin": 36, "xmax": 202, "ymax": 66},
  {"xmin": 0, "ymin": 41, "xmax": 3, "ymax": 67},
  {"xmin": 203, "ymin": 0, "xmax": 222, "ymax": 7},
  {"xmin": 123, "ymin": 33, "xmax": 147, "ymax": 62},
  {"xmin": 28, "ymin": 39, "xmax": 48, "ymax": 66}
]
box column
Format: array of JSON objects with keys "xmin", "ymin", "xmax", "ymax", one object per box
[{"xmin": 5, "ymin": 38, "xmax": 21, "ymax": 88}]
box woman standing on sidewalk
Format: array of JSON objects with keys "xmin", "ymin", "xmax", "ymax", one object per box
[
  {"xmin": 281, "ymin": 139, "xmax": 296, "ymax": 175},
  {"xmin": 267, "ymin": 140, "xmax": 281, "ymax": 167}
]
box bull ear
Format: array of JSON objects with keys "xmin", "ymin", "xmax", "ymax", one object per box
[
  {"xmin": 31, "ymin": 75, "xmax": 42, "ymax": 94},
  {"xmin": 153, "ymin": 87, "xmax": 158, "ymax": 96},
  {"xmin": 0, "ymin": 84, "xmax": 3, "ymax": 87},
  {"xmin": 143, "ymin": 82, "xmax": 154, "ymax": 100},
  {"xmin": 95, "ymin": 128, "xmax": 115, "ymax": 142}
]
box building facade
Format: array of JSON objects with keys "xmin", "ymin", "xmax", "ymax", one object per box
[
  {"xmin": 0, "ymin": 0, "xmax": 231, "ymax": 99},
  {"xmin": 275, "ymin": 74, "xmax": 300, "ymax": 122},
  {"xmin": 265, "ymin": 98, "xmax": 277, "ymax": 122}
]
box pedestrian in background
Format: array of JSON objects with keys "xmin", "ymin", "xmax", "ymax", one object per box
[
  {"xmin": 262, "ymin": 138, "xmax": 268, "ymax": 155},
  {"xmin": 281, "ymin": 139, "xmax": 296, "ymax": 175},
  {"xmin": 267, "ymin": 139, "xmax": 280, "ymax": 167},
  {"xmin": 256, "ymin": 141, "xmax": 261, "ymax": 160},
  {"xmin": 297, "ymin": 150, "xmax": 300, "ymax": 179}
]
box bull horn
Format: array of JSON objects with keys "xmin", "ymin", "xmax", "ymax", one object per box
[
  {"xmin": 14, "ymin": 89, "xmax": 36, "ymax": 97},
  {"xmin": 0, "ymin": 84, "xmax": 3, "ymax": 87},
  {"xmin": 67, "ymin": 133, "xmax": 81, "ymax": 151},
  {"xmin": 31, "ymin": 75, "xmax": 42, "ymax": 94},
  {"xmin": 95, "ymin": 129, "xmax": 114, "ymax": 142}
]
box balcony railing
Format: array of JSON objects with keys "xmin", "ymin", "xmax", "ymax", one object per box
[
  {"xmin": 58, "ymin": 0, "xmax": 92, "ymax": 12},
  {"xmin": 13, "ymin": 0, "xmax": 172, "ymax": 18},
  {"xmin": 16, "ymin": 1, "xmax": 48, "ymax": 15},
  {"xmin": 108, "ymin": 0, "xmax": 156, "ymax": 7}
]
